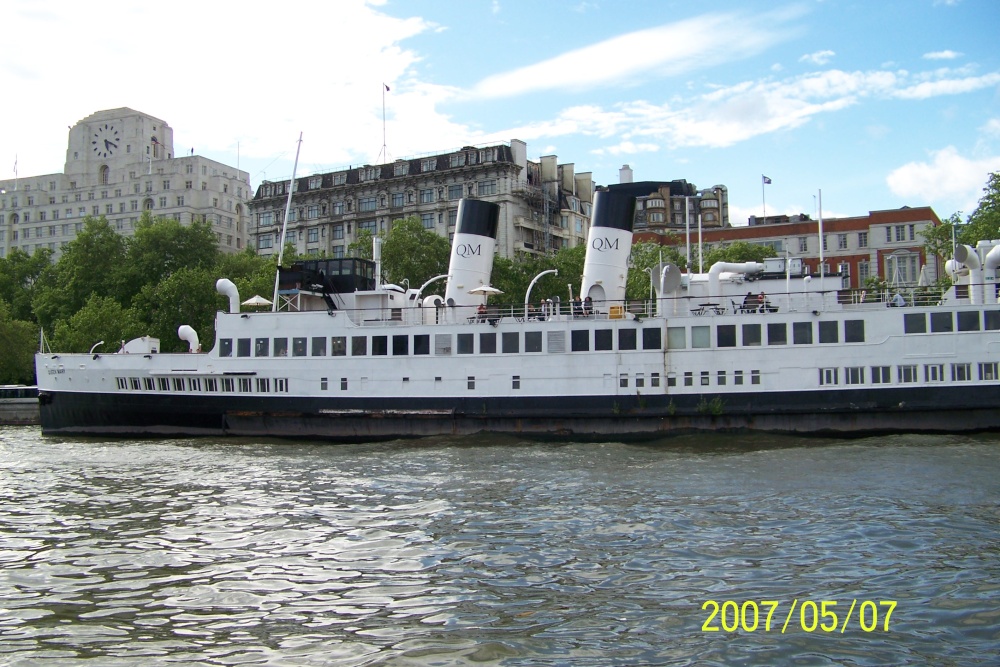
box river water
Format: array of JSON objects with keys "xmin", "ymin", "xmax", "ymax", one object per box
[{"xmin": 1, "ymin": 426, "xmax": 998, "ymax": 666}]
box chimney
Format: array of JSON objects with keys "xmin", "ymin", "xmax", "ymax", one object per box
[{"xmin": 619, "ymin": 164, "xmax": 633, "ymax": 184}]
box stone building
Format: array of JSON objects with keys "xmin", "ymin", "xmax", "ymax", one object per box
[
  {"xmin": 248, "ymin": 140, "xmax": 592, "ymax": 260},
  {"xmin": 0, "ymin": 108, "xmax": 251, "ymax": 259}
]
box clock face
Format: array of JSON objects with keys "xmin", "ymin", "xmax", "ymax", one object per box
[{"xmin": 91, "ymin": 123, "xmax": 120, "ymax": 158}]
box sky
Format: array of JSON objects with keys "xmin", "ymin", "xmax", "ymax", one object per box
[{"xmin": 3, "ymin": 0, "xmax": 999, "ymax": 225}]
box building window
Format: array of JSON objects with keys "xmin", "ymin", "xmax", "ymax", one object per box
[
  {"xmin": 798, "ymin": 237, "xmax": 808, "ymax": 252},
  {"xmin": 838, "ymin": 234, "xmax": 848, "ymax": 250},
  {"xmin": 307, "ymin": 205, "xmax": 319, "ymax": 219},
  {"xmin": 420, "ymin": 213, "xmax": 434, "ymax": 229},
  {"xmin": 359, "ymin": 197, "xmax": 377, "ymax": 212},
  {"xmin": 419, "ymin": 188, "xmax": 434, "ymax": 203},
  {"xmin": 858, "ymin": 231, "xmax": 868, "ymax": 248},
  {"xmin": 391, "ymin": 192, "xmax": 404, "ymax": 207},
  {"xmin": 307, "ymin": 228, "xmax": 319, "ymax": 243},
  {"xmin": 449, "ymin": 154, "xmax": 466, "ymax": 168},
  {"xmin": 421, "ymin": 159, "xmax": 437, "ymax": 172},
  {"xmin": 477, "ymin": 179, "xmax": 497, "ymax": 196}
]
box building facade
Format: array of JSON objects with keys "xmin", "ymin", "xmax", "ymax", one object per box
[
  {"xmin": 635, "ymin": 206, "xmax": 942, "ymax": 289},
  {"xmin": 248, "ymin": 140, "xmax": 592, "ymax": 260},
  {"xmin": 0, "ymin": 108, "xmax": 251, "ymax": 259}
]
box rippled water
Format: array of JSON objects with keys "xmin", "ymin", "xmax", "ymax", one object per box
[{"xmin": 1, "ymin": 426, "xmax": 998, "ymax": 666}]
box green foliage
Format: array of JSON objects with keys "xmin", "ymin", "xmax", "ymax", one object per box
[
  {"xmin": 131, "ymin": 267, "xmax": 223, "ymax": 353},
  {"xmin": 117, "ymin": 214, "xmax": 219, "ymax": 304},
  {"xmin": 922, "ymin": 172, "xmax": 1000, "ymax": 260},
  {"xmin": 703, "ymin": 241, "xmax": 773, "ymax": 267},
  {"xmin": 349, "ymin": 229, "xmax": 375, "ymax": 260},
  {"xmin": 50, "ymin": 295, "xmax": 144, "ymax": 354},
  {"xmin": 216, "ymin": 247, "xmax": 275, "ymax": 306},
  {"xmin": 0, "ymin": 299, "xmax": 38, "ymax": 384},
  {"xmin": 0, "ymin": 247, "xmax": 52, "ymax": 322},
  {"xmin": 626, "ymin": 242, "xmax": 685, "ymax": 301},
  {"xmin": 920, "ymin": 212, "xmax": 961, "ymax": 263},
  {"xmin": 380, "ymin": 217, "xmax": 451, "ymax": 291}
]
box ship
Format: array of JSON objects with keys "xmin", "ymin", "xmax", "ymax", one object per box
[{"xmin": 34, "ymin": 191, "xmax": 1000, "ymax": 441}]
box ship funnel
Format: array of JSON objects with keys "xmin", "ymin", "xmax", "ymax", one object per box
[
  {"xmin": 580, "ymin": 189, "xmax": 636, "ymax": 306},
  {"xmin": 444, "ymin": 199, "xmax": 500, "ymax": 308}
]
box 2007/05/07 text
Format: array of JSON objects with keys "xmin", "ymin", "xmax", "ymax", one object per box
[{"xmin": 702, "ymin": 600, "xmax": 897, "ymax": 633}]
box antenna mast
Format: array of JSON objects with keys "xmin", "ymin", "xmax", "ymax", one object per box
[{"xmin": 271, "ymin": 132, "xmax": 303, "ymax": 311}]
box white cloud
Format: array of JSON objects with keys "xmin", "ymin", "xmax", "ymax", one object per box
[
  {"xmin": 982, "ymin": 119, "xmax": 1000, "ymax": 138},
  {"xmin": 591, "ymin": 141, "xmax": 660, "ymax": 156},
  {"xmin": 893, "ymin": 72, "xmax": 1000, "ymax": 99},
  {"xmin": 886, "ymin": 146, "xmax": 1000, "ymax": 210},
  {"xmin": 923, "ymin": 50, "xmax": 963, "ymax": 60},
  {"xmin": 799, "ymin": 50, "xmax": 836, "ymax": 66},
  {"xmin": 468, "ymin": 8, "xmax": 805, "ymax": 99}
]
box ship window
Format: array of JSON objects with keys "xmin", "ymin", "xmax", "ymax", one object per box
[
  {"xmin": 239, "ymin": 378, "xmax": 252, "ymax": 392},
  {"xmin": 925, "ymin": 364, "xmax": 944, "ymax": 382},
  {"xmin": 312, "ymin": 337, "xmax": 327, "ymax": 356},
  {"xmin": 767, "ymin": 322, "xmax": 787, "ymax": 345},
  {"xmin": 898, "ymin": 365, "xmax": 918, "ymax": 383},
  {"xmin": 457, "ymin": 333, "xmax": 474, "ymax": 354},
  {"xmin": 700, "ymin": 371, "xmax": 710, "ymax": 386},
  {"xmin": 985, "ymin": 311, "xmax": 1000, "ymax": 330},
  {"xmin": 717, "ymin": 370, "xmax": 726, "ymax": 385},
  {"xmin": 237, "ymin": 338, "xmax": 251, "ymax": 357},
  {"xmin": 468, "ymin": 376, "xmax": 476, "ymax": 390},
  {"xmin": 571, "ymin": 329, "xmax": 589, "ymax": 352},
  {"xmin": 435, "ymin": 334, "xmax": 452, "ymax": 355},
  {"xmin": 255, "ymin": 378, "xmax": 269, "ymax": 392},
  {"xmin": 414, "ymin": 334, "xmax": 430, "ymax": 355},
  {"xmin": 979, "ymin": 362, "xmax": 998, "ymax": 381},
  {"xmin": 930, "ymin": 312, "xmax": 953, "ymax": 333},
  {"xmin": 684, "ymin": 372, "xmax": 693, "ymax": 386},
  {"xmin": 845, "ymin": 320, "xmax": 865, "ymax": 342},
  {"xmin": 341, "ymin": 378, "xmax": 348, "ymax": 390},
  {"xmin": 187, "ymin": 377, "xmax": 201, "ymax": 391},
  {"xmin": 129, "ymin": 377, "xmax": 141, "ymax": 390},
  {"xmin": 691, "ymin": 326, "xmax": 710, "ymax": 349},
  {"xmin": 871, "ymin": 366, "xmax": 891, "ymax": 384},
  {"xmin": 512, "ymin": 375, "xmax": 520, "ymax": 389},
  {"xmin": 274, "ymin": 338, "xmax": 288, "ymax": 357},
  {"xmin": 547, "ymin": 331, "xmax": 566, "ymax": 353},
  {"xmin": 372, "ymin": 336, "xmax": 388, "ymax": 356},
  {"xmin": 220, "ymin": 339, "xmax": 233, "ymax": 357},
  {"xmin": 734, "ymin": 370, "xmax": 744, "ymax": 385},
  {"xmin": 331, "ymin": 337, "xmax": 346, "ymax": 356},
  {"xmin": 352, "ymin": 336, "xmax": 367, "ymax": 356},
  {"xmin": 480, "ymin": 332, "xmax": 497, "ymax": 354},
  {"xmin": 173, "ymin": 378, "xmax": 185, "ymax": 391},
  {"xmin": 667, "ymin": 374, "xmax": 676, "ymax": 387},
  {"xmin": 751, "ymin": 370, "xmax": 761, "ymax": 385},
  {"xmin": 203, "ymin": 378, "xmax": 216, "ymax": 392},
  {"xmin": 845, "ymin": 367, "xmax": 864, "ymax": 384},
  {"xmin": 819, "ymin": 368, "xmax": 838, "ymax": 385},
  {"xmin": 957, "ymin": 311, "xmax": 980, "ymax": 331},
  {"xmin": 621, "ymin": 373, "xmax": 629, "ymax": 388},
  {"xmin": 392, "ymin": 335, "xmax": 408, "ymax": 356},
  {"xmin": 819, "ymin": 321, "xmax": 839, "ymax": 343},
  {"xmin": 793, "ymin": 322, "xmax": 813, "ymax": 344},
  {"xmin": 595, "ymin": 329, "xmax": 613, "ymax": 351},
  {"xmin": 717, "ymin": 325, "xmax": 736, "ymax": 348},
  {"xmin": 904, "ymin": 313, "xmax": 926, "ymax": 334},
  {"xmin": 636, "ymin": 373, "xmax": 645, "ymax": 387},
  {"xmin": 502, "ymin": 332, "xmax": 519, "ymax": 353},
  {"xmin": 952, "ymin": 363, "xmax": 971, "ymax": 381},
  {"xmin": 666, "ymin": 327, "xmax": 685, "ymax": 349},
  {"xmin": 157, "ymin": 377, "xmax": 169, "ymax": 391},
  {"xmin": 255, "ymin": 338, "xmax": 269, "ymax": 356},
  {"xmin": 742, "ymin": 323, "xmax": 761, "ymax": 346},
  {"xmin": 525, "ymin": 331, "xmax": 542, "ymax": 352},
  {"xmin": 275, "ymin": 378, "xmax": 288, "ymax": 392},
  {"xmin": 116, "ymin": 377, "xmax": 127, "ymax": 390},
  {"xmin": 293, "ymin": 337, "xmax": 308, "ymax": 356},
  {"xmin": 222, "ymin": 378, "xmax": 234, "ymax": 392},
  {"xmin": 642, "ymin": 328, "xmax": 662, "ymax": 350},
  {"xmin": 619, "ymin": 328, "xmax": 638, "ymax": 350},
  {"xmin": 321, "ymin": 377, "xmax": 328, "ymax": 390}
]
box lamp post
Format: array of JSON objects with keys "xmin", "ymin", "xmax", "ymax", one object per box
[{"xmin": 525, "ymin": 269, "xmax": 558, "ymax": 317}]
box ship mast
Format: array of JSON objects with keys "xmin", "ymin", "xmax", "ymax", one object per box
[{"xmin": 271, "ymin": 132, "xmax": 303, "ymax": 311}]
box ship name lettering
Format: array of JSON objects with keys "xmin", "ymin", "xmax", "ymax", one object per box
[
  {"xmin": 592, "ymin": 237, "xmax": 619, "ymax": 251},
  {"xmin": 456, "ymin": 243, "xmax": 481, "ymax": 258}
]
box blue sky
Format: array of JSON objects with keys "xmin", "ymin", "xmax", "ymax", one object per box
[{"xmin": 3, "ymin": 0, "xmax": 999, "ymax": 224}]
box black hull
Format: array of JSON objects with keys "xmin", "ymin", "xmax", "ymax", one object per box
[{"xmin": 37, "ymin": 385, "xmax": 1000, "ymax": 442}]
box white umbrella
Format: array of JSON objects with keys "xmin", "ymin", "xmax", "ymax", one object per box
[
  {"xmin": 468, "ymin": 285, "xmax": 504, "ymax": 296},
  {"xmin": 242, "ymin": 294, "xmax": 273, "ymax": 307}
]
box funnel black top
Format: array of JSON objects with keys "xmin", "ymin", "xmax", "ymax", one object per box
[
  {"xmin": 456, "ymin": 199, "xmax": 500, "ymax": 238},
  {"xmin": 591, "ymin": 190, "xmax": 636, "ymax": 232}
]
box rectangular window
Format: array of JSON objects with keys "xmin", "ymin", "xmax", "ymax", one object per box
[
  {"xmin": 979, "ymin": 362, "xmax": 998, "ymax": 381},
  {"xmin": 595, "ymin": 329, "xmax": 613, "ymax": 351},
  {"xmin": 952, "ymin": 363, "xmax": 971, "ymax": 381},
  {"xmin": 467, "ymin": 376, "xmax": 476, "ymax": 390},
  {"xmin": 352, "ymin": 336, "xmax": 367, "ymax": 356},
  {"xmin": 525, "ymin": 331, "xmax": 542, "ymax": 353},
  {"xmin": 292, "ymin": 337, "xmax": 307, "ymax": 356},
  {"xmin": 898, "ymin": 365, "xmax": 918, "ymax": 383},
  {"xmin": 308, "ymin": 228, "xmax": 319, "ymax": 242},
  {"xmin": 391, "ymin": 192, "xmax": 404, "ymax": 207},
  {"xmin": 858, "ymin": 232, "xmax": 868, "ymax": 248},
  {"xmin": 667, "ymin": 327, "xmax": 686, "ymax": 349},
  {"xmin": 845, "ymin": 367, "xmax": 864, "ymax": 384},
  {"xmin": 420, "ymin": 213, "xmax": 435, "ymax": 229},
  {"xmin": 331, "ymin": 337, "xmax": 346, "ymax": 356},
  {"xmin": 767, "ymin": 322, "xmax": 787, "ymax": 345},
  {"xmin": 904, "ymin": 313, "xmax": 927, "ymax": 334},
  {"xmin": 479, "ymin": 332, "xmax": 497, "ymax": 354},
  {"xmin": 819, "ymin": 321, "xmax": 839, "ymax": 343},
  {"xmin": 871, "ymin": 366, "xmax": 891, "ymax": 384},
  {"xmin": 701, "ymin": 371, "xmax": 710, "ymax": 386},
  {"xmin": 419, "ymin": 188, "xmax": 434, "ymax": 203},
  {"xmin": 477, "ymin": 179, "xmax": 497, "ymax": 196},
  {"xmin": 684, "ymin": 372, "xmax": 693, "ymax": 387},
  {"xmin": 512, "ymin": 375, "xmax": 521, "ymax": 390},
  {"xmin": 392, "ymin": 335, "xmax": 408, "ymax": 356},
  {"xmin": 421, "ymin": 158, "xmax": 437, "ymax": 172},
  {"xmin": 255, "ymin": 338, "xmax": 269, "ymax": 357},
  {"xmin": 502, "ymin": 332, "xmax": 519, "ymax": 353},
  {"xmin": 642, "ymin": 328, "xmax": 662, "ymax": 350},
  {"xmin": 742, "ymin": 323, "xmax": 762, "ymax": 346},
  {"xmin": 359, "ymin": 197, "xmax": 377, "ymax": 212},
  {"xmin": 957, "ymin": 311, "xmax": 981, "ymax": 331},
  {"xmin": 925, "ymin": 364, "xmax": 944, "ymax": 382},
  {"xmin": 985, "ymin": 311, "xmax": 1000, "ymax": 330},
  {"xmin": 457, "ymin": 333, "xmax": 474, "ymax": 354},
  {"xmin": 651, "ymin": 373, "xmax": 660, "ymax": 388},
  {"xmin": 312, "ymin": 336, "xmax": 327, "ymax": 356},
  {"xmin": 930, "ymin": 312, "xmax": 953, "ymax": 333},
  {"xmin": 692, "ymin": 325, "xmax": 710, "ymax": 348},
  {"xmin": 238, "ymin": 378, "xmax": 252, "ymax": 392},
  {"xmin": 256, "ymin": 378, "xmax": 270, "ymax": 393},
  {"xmin": 838, "ymin": 234, "xmax": 848, "ymax": 250},
  {"xmin": 435, "ymin": 334, "xmax": 453, "ymax": 355},
  {"xmin": 717, "ymin": 370, "xmax": 726, "ymax": 386},
  {"xmin": 372, "ymin": 336, "xmax": 388, "ymax": 356},
  {"xmin": 717, "ymin": 324, "xmax": 737, "ymax": 348},
  {"xmin": 819, "ymin": 368, "xmax": 838, "ymax": 385},
  {"xmin": 619, "ymin": 328, "xmax": 637, "ymax": 350},
  {"xmin": 793, "ymin": 322, "xmax": 813, "ymax": 344},
  {"xmin": 450, "ymin": 154, "xmax": 466, "ymax": 168},
  {"xmin": 220, "ymin": 338, "xmax": 233, "ymax": 357},
  {"xmin": 620, "ymin": 373, "xmax": 629, "ymax": 388},
  {"xmin": 237, "ymin": 338, "xmax": 251, "ymax": 357},
  {"xmin": 448, "ymin": 184, "xmax": 463, "ymax": 200},
  {"xmin": 751, "ymin": 370, "xmax": 761, "ymax": 385},
  {"xmin": 844, "ymin": 320, "xmax": 865, "ymax": 343},
  {"xmin": 799, "ymin": 237, "xmax": 808, "ymax": 252},
  {"xmin": 571, "ymin": 329, "xmax": 590, "ymax": 352},
  {"xmin": 173, "ymin": 378, "xmax": 186, "ymax": 392},
  {"xmin": 414, "ymin": 334, "xmax": 430, "ymax": 355}
]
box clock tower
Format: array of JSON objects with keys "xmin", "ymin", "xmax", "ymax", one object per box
[{"xmin": 65, "ymin": 108, "xmax": 174, "ymax": 184}]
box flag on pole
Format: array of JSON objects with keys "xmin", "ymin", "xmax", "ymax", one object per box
[
  {"xmin": 762, "ymin": 175, "xmax": 772, "ymax": 184},
  {"xmin": 384, "ymin": 83, "xmax": 390, "ymax": 92}
]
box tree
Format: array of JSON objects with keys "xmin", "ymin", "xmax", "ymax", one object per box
[
  {"xmin": 0, "ymin": 299, "xmax": 38, "ymax": 384},
  {"xmin": 0, "ymin": 247, "xmax": 52, "ymax": 322},
  {"xmin": 117, "ymin": 214, "xmax": 219, "ymax": 304},
  {"xmin": 703, "ymin": 241, "xmax": 773, "ymax": 267},
  {"xmin": 348, "ymin": 229, "xmax": 375, "ymax": 260},
  {"xmin": 960, "ymin": 171, "xmax": 1000, "ymax": 245},
  {"xmin": 920, "ymin": 212, "xmax": 961, "ymax": 264},
  {"xmin": 31, "ymin": 217, "xmax": 127, "ymax": 331},
  {"xmin": 49, "ymin": 295, "xmax": 144, "ymax": 354},
  {"xmin": 131, "ymin": 267, "xmax": 224, "ymax": 353},
  {"xmin": 215, "ymin": 246, "xmax": 275, "ymax": 306},
  {"xmin": 626, "ymin": 242, "xmax": 685, "ymax": 301},
  {"xmin": 380, "ymin": 217, "xmax": 451, "ymax": 292}
]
